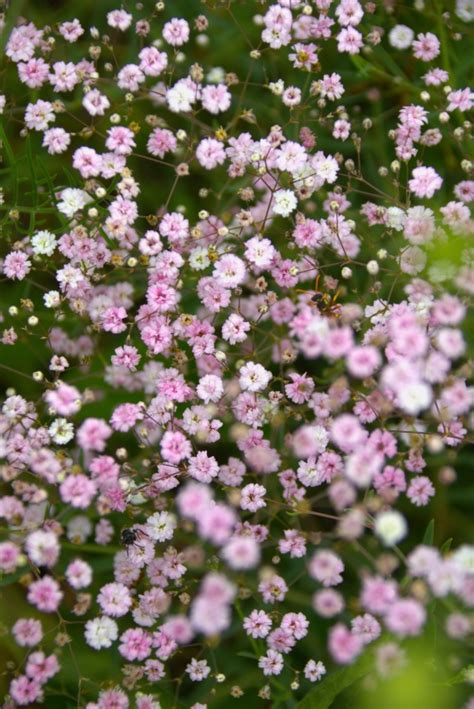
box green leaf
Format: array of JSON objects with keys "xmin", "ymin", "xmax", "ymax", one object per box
[
  {"xmin": 349, "ymin": 55, "xmax": 371, "ymax": 77},
  {"xmin": 0, "ymin": 568, "xmax": 24, "ymax": 586},
  {"xmin": 0, "ymin": 123, "xmax": 16, "ymax": 166},
  {"xmin": 445, "ymin": 665, "xmax": 474, "ymax": 686},
  {"xmin": 237, "ymin": 651, "xmax": 258, "ymax": 660},
  {"xmin": 440, "ymin": 538, "xmax": 453, "ymax": 554},
  {"xmin": 297, "ymin": 650, "xmax": 374, "ymax": 709},
  {"xmin": 422, "ymin": 519, "xmax": 435, "ymax": 546}
]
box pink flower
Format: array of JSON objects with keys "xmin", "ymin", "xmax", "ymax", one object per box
[
  {"xmin": 163, "ymin": 18, "xmax": 190, "ymax": 46},
  {"xmin": 106, "ymin": 126, "xmax": 136, "ymax": 154},
  {"xmin": 196, "ymin": 138, "xmax": 226, "ymax": 169},
  {"xmin": 259, "ymin": 649, "xmax": 284, "ymax": 676},
  {"xmin": 43, "ymin": 127, "xmax": 71, "ymax": 153},
  {"xmin": 384, "ymin": 599, "xmax": 426, "ymax": 636},
  {"xmin": 97, "ymin": 582, "xmax": 132, "ymax": 617},
  {"xmin": 60, "ymin": 474, "xmax": 97, "ymax": 508},
  {"xmin": 201, "ymin": 84, "xmax": 231, "ymax": 114},
  {"xmin": 147, "ymin": 127, "xmax": 176, "ymax": 158},
  {"xmin": 44, "ymin": 383, "xmax": 81, "ymax": 416},
  {"xmin": 186, "ymin": 658, "xmax": 211, "ymax": 681},
  {"xmin": 313, "ymin": 589, "xmax": 345, "ymax": 618},
  {"xmin": 337, "ymin": 27, "xmax": 363, "ymax": 54},
  {"xmin": 221, "ymin": 535, "xmax": 261, "ymax": 569},
  {"xmin": 59, "ymin": 19, "xmax": 84, "ymax": 42},
  {"xmin": 285, "ymin": 372, "xmax": 315, "ymax": 403},
  {"xmin": 111, "ymin": 345, "xmax": 141, "ymax": 370},
  {"xmin": 447, "ymin": 87, "xmax": 474, "ymax": 112},
  {"xmin": 412, "ymin": 32, "xmax": 440, "ymax": 61},
  {"xmin": 110, "ymin": 403, "xmax": 143, "ymax": 432},
  {"xmin": 107, "ymin": 9, "xmax": 133, "ymax": 31},
  {"xmin": 259, "ymin": 575, "xmax": 288, "ymax": 604},
  {"xmin": 77, "ymin": 418, "xmax": 112, "ymax": 452},
  {"xmin": 240, "ymin": 483, "xmax": 267, "ymax": 512},
  {"xmin": 0, "ymin": 541, "xmax": 21, "ymax": 572},
  {"xmin": 12, "ymin": 618, "xmax": 43, "ymax": 647},
  {"xmin": 27, "ymin": 576, "xmax": 63, "ymax": 613},
  {"xmin": 3, "ymin": 251, "xmax": 31, "ymax": 280},
  {"xmin": 66, "ymin": 559, "xmax": 93, "ymax": 589},
  {"xmin": 10, "ymin": 676, "xmax": 44, "ymax": 705},
  {"xmin": 26, "ymin": 651, "xmax": 59, "ymax": 683},
  {"xmin": 309, "ymin": 550, "xmax": 344, "ymax": 586},
  {"xmin": 408, "ymin": 166, "xmax": 443, "ymax": 198},
  {"xmin": 329, "ymin": 623, "xmax": 363, "ymax": 663},
  {"xmin": 244, "ymin": 609, "xmax": 272, "ymax": 638},
  {"xmin": 119, "ymin": 628, "xmax": 152, "ymax": 661},
  {"xmin": 161, "ymin": 430, "xmax": 192, "ymax": 464},
  {"xmin": 351, "ymin": 613, "xmax": 381, "ymax": 644},
  {"xmin": 407, "ymin": 475, "xmax": 435, "ymax": 506}
]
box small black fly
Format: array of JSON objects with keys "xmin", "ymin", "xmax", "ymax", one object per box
[{"xmin": 120, "ymin": 527, "xmax": 148, "ymax": 553}]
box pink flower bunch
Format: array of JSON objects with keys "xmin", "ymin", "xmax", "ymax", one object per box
[{"xmin": 0, "ymin": 1, "xmax": 473, "ymax": 707}]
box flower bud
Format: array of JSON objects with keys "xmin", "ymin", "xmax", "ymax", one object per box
[{"xmin": 366, "ymin": 260, "xmax": 379, "ymax": 275}]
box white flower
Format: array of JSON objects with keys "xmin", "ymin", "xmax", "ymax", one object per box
[
  {"xmin": 146, "ymin": 511, "xmax": 176, "ymax": 542},
  {"xmin": 166, "ymin": 81, "xmax": 195, "ymax": 113},
  {"xmin": 25, "ymin": 100, "xmax": 55, "ymax": 131},
  {"xmin": 206, "ymin": 67, "xmax": 225, "ymax": 83},
  {"xmin": 272, "ymin": 189, "xmax": 297, "ymax": 217},
  {"xmin": 189, "ymin": 247, "xmax": 210, "ymax": 271},
  {"xmin": 397, "ymin": 381, "xmax": 432, "ymax": 415},
  {"xmin": 44, "ymin": 290, "xmax": 61, "ymax": 308},
  {"xmin": 239, "ymin": 361, "xmax": 272, "ymax": 392},
  {"xmin": 57, "ymin": 188, "xmax": 92, "ymax": 218},
  {"xmin": 387, "ymin": 207, "xmax": 406, "ymax": 231},
  {"xmin": 25, "ymin": 530, "xmax": 59, "ymax": 567},
  {"xmin": 269, "ymin": 79, "xmax": 285, "ymax": 96},
  {"xmin": 186, "ymin": 658, "xmax": 211, "ymax": 681},
  {"xmin": 374, "ymin": 510, "xmax": 407, "ymax": 546},
  {"xmin": 304, "ymin": 659, "xmax": 326, "ymax": 682},
  {"xmin": 49, "ymin": 355, "xmax": 69, "ymax": 372},
  {"xmin": 399, "ymin": 246, "xmax": 426, "ymax": 275},
  {"xmin": 313, "ymin": 154, "xmax": 339, "ymax": 183},
  {"xmin": 84, "ymin": 616, "xmax": 118, "ymax": 650},
  {"xmin": 388, "ymin": 25, "xmax": 415, "ymax": 50},
  {"xmin": 67, "ymin": 516, "xmax": 92, "ymax": 544},
  {"xmin": 49, "ymin": 418, "xmax": 74, "ymax": 444},
  {"xmin": 452, "ymin": 545, "xmax": 474, "ymax": 574},
  {"xmin": 196, "ymin": 374, "xmax": 224, "ymax": 404},
  {"xmin": 31, "ymin": 230, "xmax": 57, "ymax": 256},
  {"xmin": 456, "ymin": 0, "xmax": 474, "ymax": 21},
  {"xmin": 56, "ymin": 265, "xmax": 85, "ymax": 290}
]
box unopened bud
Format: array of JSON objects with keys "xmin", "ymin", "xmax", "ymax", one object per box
[{"xmin": 366, "ymin": 260, "xmax": 379, "ymax": 275}]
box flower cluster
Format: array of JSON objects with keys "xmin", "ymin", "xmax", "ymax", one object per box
[{"xmin": 0, "ymin": 1, "xmax": 473, "ymax": 707}]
